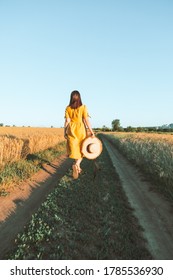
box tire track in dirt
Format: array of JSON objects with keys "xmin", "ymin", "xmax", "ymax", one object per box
[{"xmin": 102, "ymin": 135, "xmax": 173, "ymax": 260}]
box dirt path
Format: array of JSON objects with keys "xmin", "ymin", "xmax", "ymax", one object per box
[
  {"xmin": 0, "ymin": 155, "xmax": 72, "ymax": 259},
  {"xmin": 1, "ymin": 137, "xmax": 173, "ymax": 260},
  {"xmin": 102, "ymin": 135, "xmax": 173, "ymax": 260},
  {"xmin": 3, "ymin": 145, "xmax": 152, "ymax": 260}
]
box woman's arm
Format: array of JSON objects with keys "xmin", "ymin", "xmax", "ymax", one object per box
[
  {"xmin": 83, "ymin": 117, "xmax": 95, "ymax": 137},
  {"xmin": 64, "ymin": 118, "xmax": 70, "ymax": 139}
]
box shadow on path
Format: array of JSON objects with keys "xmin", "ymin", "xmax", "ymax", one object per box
[{"xmin": 0, "ymin": 155, "xmax": 72, "ymax": 259}]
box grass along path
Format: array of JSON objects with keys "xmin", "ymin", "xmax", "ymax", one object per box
[
  {"xmin": 0, "ymin": 141, "xmax": 66, "ymax": 197},
  {"xmin": 6, "ymin": 143, "xmax": 152, "ymax": 260}
]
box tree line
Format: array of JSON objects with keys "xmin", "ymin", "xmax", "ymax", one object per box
[{"xmin": 96, "ymin": 119, "xmax": 173, "ymax": 133}]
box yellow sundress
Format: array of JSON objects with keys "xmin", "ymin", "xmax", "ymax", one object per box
[{"xmin": 65, "ymin": 104, "xmax": 88, "ymax": 159}]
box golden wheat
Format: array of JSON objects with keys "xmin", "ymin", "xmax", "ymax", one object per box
[
  {"xmin": 0, "ymin": 127, "xmax": 64, "ymax": 167},
  {"xmin": 106, "ymin": 132, "xmax": 173, "ymax": 192}
]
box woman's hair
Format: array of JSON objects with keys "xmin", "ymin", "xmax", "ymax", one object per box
[{"xmin": 69, "ymin": 90, "xmax": 83, "ymax": 109}]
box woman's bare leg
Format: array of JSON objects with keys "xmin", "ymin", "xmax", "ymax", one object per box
[
  {"xmin": 74, "ymin": 158, "xmax": 82, "ymax": 172},
  {"xmin": 72, "ymin": 158, "xmax": 82, "ymax": 179}
]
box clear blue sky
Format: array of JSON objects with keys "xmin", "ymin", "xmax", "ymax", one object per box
[{"xmin": 0, "ymin": 0, "xmax": 173, "ymax": 128}]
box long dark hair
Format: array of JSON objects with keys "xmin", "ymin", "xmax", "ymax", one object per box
[{"xmin": 69, "ymin": 90, "xmax": 83, "ymax": 109}]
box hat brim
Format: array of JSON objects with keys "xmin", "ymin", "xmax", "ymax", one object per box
[{"xmin": 81, "ymin": 137, "xmax": 103, "ymax": 159}]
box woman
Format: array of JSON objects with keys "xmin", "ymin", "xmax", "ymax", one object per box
[{"xmin": 64, "ymin": 90, "xmax": 94, "ymax": 179}]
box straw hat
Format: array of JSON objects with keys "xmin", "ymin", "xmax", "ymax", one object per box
[{"xmin": 81, "ymin": 137, "xmax": 103, "ymax": 159}]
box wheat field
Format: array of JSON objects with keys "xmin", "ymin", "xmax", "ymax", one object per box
[
  {"xmin": 0, "ymin": 127, "xmax": 64, "ymax": 168},
  {"xmin": 106, "ymin": 132, "xmax": 173, "ymax": 197}
]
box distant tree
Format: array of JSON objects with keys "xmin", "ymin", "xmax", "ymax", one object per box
[
  {"xmin": 125, "ymin": 126, "xmax": 136, "ymax": 132},
  {"xmin": 147, "ymin": 127, "xmax": 157, "ymax": 132},
  {"xmin": 102, "ymin": 125, "xmax": 111, "ymax": 132},
  {"xmin": 136, "ymin": 127, "xmax": 145, "ymax": 132},
  {"xmin": 118, "ymin": 126, "xmax": 124, "ymax": 132},
  {"xmin": 0, "ymin": 123, "xmax": 3, "ymax": 127},
  {"xmin": 112, "ymin": 119, "xmax": 120, "ymax": 131}
]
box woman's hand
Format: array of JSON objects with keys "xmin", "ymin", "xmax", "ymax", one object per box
[
  {"xmin": 64, "ymin": 129, "xmax": 68, "ymax": 139},
  {"xmin": 64, "ymin": 118, "xmax": 70, "ymax": 139},
  {"xmin": 64, "ymin": 133, "xmax": 68, "ymax": 139}
]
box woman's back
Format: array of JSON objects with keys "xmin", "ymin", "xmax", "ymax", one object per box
[{"xmin": 65, "ymin": 105, "xmax": 88, "ymax": 122}]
